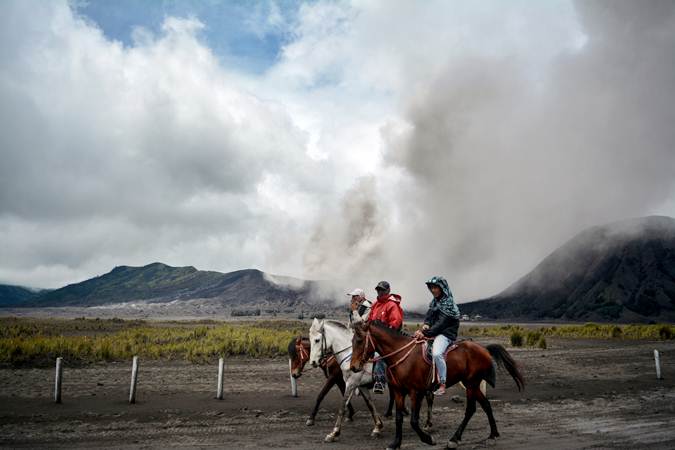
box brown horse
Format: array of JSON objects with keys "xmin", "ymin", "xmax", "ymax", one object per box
[
  {"xmin": 350, "ymin": 321, "xmax": 524, "ymax": 450},
  {"xmin": 288, "ymin": 336, "xmax": 355, "ymax": 425}
]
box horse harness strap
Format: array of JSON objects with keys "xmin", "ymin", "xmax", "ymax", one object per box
[
  {"xmin": 296, "ymin": 342, "xmax": 309, "ymax": 364},
  {"xmin": 367, "ymin": 330, "xmax": 428, "ymax": 386},
  {"xmin": 320, "ymin": 326, "xmax": 352, "ymax": 366}
]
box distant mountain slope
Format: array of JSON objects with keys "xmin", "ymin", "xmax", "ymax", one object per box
[
  {"xmin": 0, "ymin": 284, "xmax": 42, "ymax": 306},
  {"xmin": 24, "ymin": 262, "xmax": 331, "ymax": 309},
  {"xmin": 461, "ymin": 216, "xmax": 675, "ymax": 322}
]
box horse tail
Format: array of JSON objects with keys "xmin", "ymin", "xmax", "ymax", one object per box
[{"xmin": 486, "ymin": 344, "xmax": 525, "ymax": 391}]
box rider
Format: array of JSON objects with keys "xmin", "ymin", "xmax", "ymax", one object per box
[
  {"xmin": 368, "ymin": 280, "xmax": 403, "ymax": 394},
  {"xmin": 347, "ymin": 288, "xmax": 372, "ymax": 324},
  {"xmin": 414, "ymin": 276, "xmax": 460, "ymax": 396}
]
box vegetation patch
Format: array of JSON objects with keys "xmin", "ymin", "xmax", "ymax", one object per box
[{"xmin": 0, "ymin": 317, "xmax": 306, "ymax": 366}]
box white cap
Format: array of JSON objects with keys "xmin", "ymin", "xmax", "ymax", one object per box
[{"xmin": 347, "ymin": 288, "xmax": 365, "ymax": 297}]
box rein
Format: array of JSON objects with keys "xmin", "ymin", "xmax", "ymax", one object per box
[
  {"xmin": 363, "ymin": 329, "xmax": 430, "ymax": 386},
  {"xmin": 319, "ymin": 326, "xmax": 354, "ymax": 366}
]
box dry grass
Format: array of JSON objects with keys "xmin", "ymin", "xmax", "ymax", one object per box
[{"xmin": 0, "ymin": 317, "xmax": 306, "ymax": 366}]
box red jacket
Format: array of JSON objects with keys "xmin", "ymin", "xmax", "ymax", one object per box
[{"xmin": 368, "ymin": 294, "xmax": 403, "ymax": 329}]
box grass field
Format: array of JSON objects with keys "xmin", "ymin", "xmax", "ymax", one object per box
[{"xmin": 0, "ymin": 317, "xmax": 673, "ymax": 366}]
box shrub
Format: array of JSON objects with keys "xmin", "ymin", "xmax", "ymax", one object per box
[
  {"xmin": 537, "ymin": 336, "xmax": 547, "ymax": 349},
  {"xmin": 658, "ymin": 325, "xmax": 673, "ymax": 340},
  {"xmin": 611, "ymin": 326, "xmax": 622, "ymax": 338},
  {"xmin": 510, "ymin": 331, "xmax": 523, "ymax": 347},
  {"xmin": 526, "ymin": 331, "xmax": 542, "ymax": 346}
]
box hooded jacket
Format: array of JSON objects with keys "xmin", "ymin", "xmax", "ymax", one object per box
[
  {"xmin": 422, "ymin": 276, "xmax": 460, "ymax": 340},
  {"xmin": 368, "ymin": 293, "xmax": 403, "ymax": 330}
]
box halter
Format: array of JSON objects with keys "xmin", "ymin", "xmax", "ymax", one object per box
[
  {"xmin": 295, "ymin": 341, "xmax": 309, "ymax": 365},
  {"xmin": 319, "ymin": 324, "xmax": 354, "ymax": 366}
]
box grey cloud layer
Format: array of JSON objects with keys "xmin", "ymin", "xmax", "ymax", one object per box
[
  {"xmin": 303, "ymin": 0, "xmax": 675, "ymax": 306},
  {"xmin": 1, "ymin": 0, "xmax": 674, "ymax": 309}
]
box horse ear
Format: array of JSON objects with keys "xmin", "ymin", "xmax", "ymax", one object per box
[
  {"xmin": 312, "ymin": 317, "xmax": 319, "ymax": 326},
  {"xmin": 295, "ymin": 336, "xmax": 302, "ymax": 344}
]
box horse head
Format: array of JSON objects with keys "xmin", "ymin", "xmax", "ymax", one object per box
[
  {"xmin": 308, "ymin": 317, "xmax": 326, "ymax": 368},
  {"xmin": 288, "ymin": 336, "xmax": 309, "ymax": 378},
  {"xmin": 350, "ymin": 320, "xmax": 373, "ymax": 373}
]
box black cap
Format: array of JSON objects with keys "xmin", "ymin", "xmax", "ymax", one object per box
[{"xmin": 375, "ymin": 281, "xmax": 390, "ymax": 291}]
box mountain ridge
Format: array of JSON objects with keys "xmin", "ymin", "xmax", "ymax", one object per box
[{"xmin": 460, "ymin": 216, "xmax": 675, "ymax": 322}]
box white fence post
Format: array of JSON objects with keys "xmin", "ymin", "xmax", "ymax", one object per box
[
  {"xmin": 217, "ymin": 357, "xmax": 224, "ymax": 400},
  {"xmin": 54, "ymin": 357, "xmax": 63, "ymax": 403},
  {"xmin": 289, "ymin": 359, "xmax": 298, "ymax": 397},
  {"xmin": 129, "ymin": 356, "xmax": 139, "ymax": 404},
  {"xmin": 654, "ymin": 349, "xmax": 663, "ymax": 380}
]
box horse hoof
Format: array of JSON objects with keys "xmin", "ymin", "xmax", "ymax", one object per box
[
  {"xmin": 324, "ymin": 434, "xmax": 337, "ymax": 443},
  {"xmin": 429, "ymin": 436, "xmax": 437, "ymax": 446},
  {"xmin": 384, "ymin": 412, "xmax": 392, "ymax": 418},
  {"xmin": 306, "ymin": 418, "xmax": 314, "ymax": 426},
  {"xmin": 446, "ymin": 439, "xmax": 459, "ymax": 449},
  {"xmin": 371, "ymin": 429, "xmax": 381, "ymax": 438},
  {"xmin": 487, "ymin": 437, "xmax": 498, "ymax": 446}
]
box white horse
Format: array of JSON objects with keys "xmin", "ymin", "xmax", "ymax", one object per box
[{"xmin": 309, "ymin": 318, "xmax": 384, "ymax": 442}]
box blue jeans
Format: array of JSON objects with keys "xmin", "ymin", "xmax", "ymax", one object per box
[
  {"xmin": 374, "ymin": 353, "xmax": 387, "ymax": 383},
  {"xmin": 432, "ymin": 334, "xmax": 452, "ymax": 384}
]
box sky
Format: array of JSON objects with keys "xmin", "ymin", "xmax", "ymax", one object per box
[{"xmin": 1, "ymin": 0, "xmax": 674, "ymax": 308}]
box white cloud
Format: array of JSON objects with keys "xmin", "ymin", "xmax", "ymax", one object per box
[{"xmin": 1, "ymin": 0, "xmax": 674, "ymax": 313}]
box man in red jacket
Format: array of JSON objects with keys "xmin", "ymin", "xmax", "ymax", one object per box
[{"xmin": 369, "ymin": 280, "xmax": 404, "ymax": 393}]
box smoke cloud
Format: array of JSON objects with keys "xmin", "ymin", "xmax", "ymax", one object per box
[{"xmin": 303, "ymin": 0, "xmax": 675, "ymax": 308}]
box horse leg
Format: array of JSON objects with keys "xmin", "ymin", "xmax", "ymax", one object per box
[
  {"xmin": 409, "ymin": 390, "xmax": 435, "ymax": 445},
  {"xmin": 386, "ymin": 385, "xmax": 409, "ymax": 417},
  {"xmin": 324, "ymin": 379, "xmax": 357, "ymax": 442},
  {"xmin": 385, "ymin": 385, "xmax": 394, "ymax": 417},
  {"xmin": 357, "ymin": 386, "xmax": 384, "ymax": 436},
  {"xmin": 307, "ymin": 375, "xmax": 337, "ymax": 426},
  {"xmin": 335, "ymin": 375, "xmax": 356, "ymax": 421},
  {"xmin": 423, "ymin": 391, "xmax": 434, "ymax": 431},
  {"xmin": 387, "ymin": 390, "xmax": 406, "ymax": 450},
  {"xmin": 447, "ymin": 386, "xmax": 477, "ymax": 448},
  {"xmin": 475, "ymin": 386, "xmax": 499, "ymax": 440}
]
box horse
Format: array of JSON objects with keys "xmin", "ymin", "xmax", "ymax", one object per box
[
  {"xmin": 287, "ymin": 336, "xmax": 356, "ymax": 425},
  {"xmin": 309, "ymin": 318, "xmax": 384, "ymax": 442},
  {"xmin": 350, "ymin": 320, "xmax": 525, "ymax": 450},
  {"xmin": 349, "ymin": 296, "xmax": 434, "ymax": 421}
]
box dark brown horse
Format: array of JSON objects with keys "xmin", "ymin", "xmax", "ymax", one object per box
[
  {"xmin": 350, "ymin": 321, "xmax": 524, "ymax": 450},
  {"xmin": 288, "ymin": 336, "xmax": 355, "ymax": 425}
]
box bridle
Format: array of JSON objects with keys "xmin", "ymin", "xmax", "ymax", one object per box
[
  {"xmin": 356, "ymin": 326, "xmax": 430, "ymax": 385},
  {"xmin": 318, "ymin": 324, "xmax": 354, "ymax": 366},
  {"xmin": 295, "ymin": 340, "xmax": 309, "ymax": 366}
]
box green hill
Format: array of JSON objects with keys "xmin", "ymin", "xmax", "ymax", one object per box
[{"xmin": 24, "ymin": 262, "xmax": 325, "ymax": 309}]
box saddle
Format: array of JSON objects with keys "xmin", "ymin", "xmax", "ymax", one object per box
[{"xmin": 422, "ymin": 340, "xmax": 459, "ymax": 365}]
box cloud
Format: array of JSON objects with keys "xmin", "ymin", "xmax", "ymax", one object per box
[
  {"xmin": 1, "ymin": 0, "xmax": 674, "ymax": 313},
  {"xmin": 285, "ymin": 0, "xmax": 675, "ymax": 306},
  {"xmin": 0, "ymin": 0, "xmax": 327, "ymax": 287}
]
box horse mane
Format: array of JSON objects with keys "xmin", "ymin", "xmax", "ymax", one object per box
[
  {"xmin": 325, "ymin": 320, "xmax": 348, "ymax": 330},
  {"xmin": 369, "ymin": 320, "xmax": 412, "ymax": 338}
]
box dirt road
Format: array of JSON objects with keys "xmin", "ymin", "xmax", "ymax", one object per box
[{"xmin": 1, "ymin": 337, "xmax": 674, "ymax": 449}]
